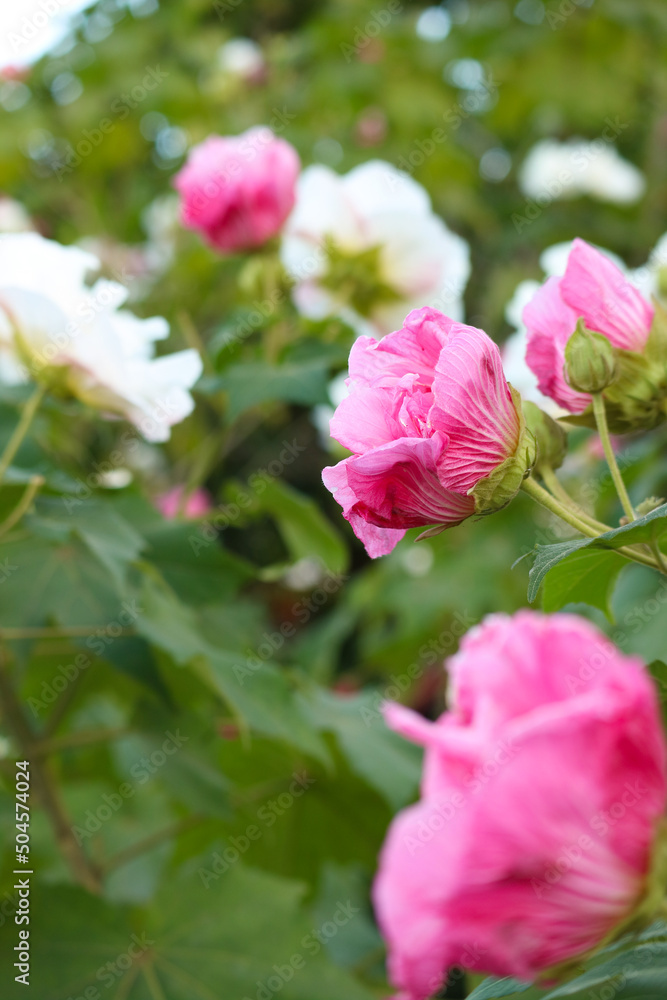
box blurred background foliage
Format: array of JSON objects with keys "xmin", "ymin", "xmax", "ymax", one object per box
[{"xmin": 0, "ymin": 0, "xmax": 667, "ymax": 997}]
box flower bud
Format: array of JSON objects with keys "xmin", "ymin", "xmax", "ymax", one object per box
[
  {"xmin": 522, "ymin": 401, "xmax": 568, "ymax": 472},
  {"xmin": 564, "ymin": 321, "xmax": 617, "ymax": 394}
]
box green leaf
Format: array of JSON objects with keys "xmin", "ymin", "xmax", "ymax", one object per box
[
  {"xmin": 0, "ymin": 866, "xmax": 379, "ymax": 1000},
  {"xmin": 527, "ymin": 502, "xmax": 667, "ymax": 603},
  {"xmin": 143, "ymin": 520, "xmax": 253, "ymax": 607},
  {"xmin": 28, "ymin": 497, "xmax": 145, "ymax": 591},
  {"xmin": 302, "ymin": 688, "xmax": 421, "ymax": 809},
  {"xmin": 136, "ymin": 579, "xmax": 331, "ymax": 764},
  {"xmin": 541, "ymin": 548, "xmax": 627, "ymax": 619},
  {"xmin": 467, "ymin": 977, "xmax": 540, "ymax": 999},
  {"xmin": 542, "ymin": 939, "xmax": 667, "ymax": 998},
  {"xmin": 527, "ymin": 539, "xmax": 590, "ymax": 603},
  {"xmin": 259, "ymin": 478, "xmax": 349, "ymax": 575},
  {"xmin": 0, "ymin": 535, "xmax": 127, "ymax": 628},
  {"xmin": 218, "ymin": 357, "xmax": 332, "ymax": 419}
]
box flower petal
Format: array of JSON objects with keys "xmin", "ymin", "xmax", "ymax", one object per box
[
  {"xmin": 523, "ymin": 276, "xmax": 591, "ymax": 413},
  {"xmin": 561, "ymin": 238, "xmax": 653, "ymax": 351},
  {"xmin": 432, "ymin": 324, "xmax": 521, "ymax": 493}
]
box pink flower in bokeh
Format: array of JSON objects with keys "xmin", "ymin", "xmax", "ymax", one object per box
[
  {"xmin": 322, "ymin": 307, "xmax": 531, "ymax": 558},
  {"xmin": 524, "ymin": 238, "xmax": 654, "ymax": 412},
  {"xmin": 373, "ymin": 611, "xmax": 667, "ymax": 999},
  {"xmin": 173, "ymin": 128, "xmax": 300, "ymax": 253},
  {"xmin": 157, "ymin": 486, "xmax": 212, "ymax": 520}
]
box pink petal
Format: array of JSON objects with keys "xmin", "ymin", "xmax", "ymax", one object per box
[
  {"xmin": 329, "ymin": 385, "xmax": 405, "ymax": 454},
  {"xmin": 348, "ymin": 308, "xmax": 456, "ymax": 389},
  {"xmin": 343, "ymin": 435, "xmax": 475, "ymax": 530},
  {"xmin": 561, "ymin": 239, "xmax": 654, "ymax": 351},
  {"xmin": 322, "ymin": 459, "xmax": 406, "ymax": 557},
  {"xmin": 524, "ymin": 276, "xmax": 591, "ymax": 413},
  {"xmin": 432, "ymin": 324, "xmax": 521, "ymax": 493}
]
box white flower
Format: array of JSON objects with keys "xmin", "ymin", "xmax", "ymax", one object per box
[
  {"xmin": 0, "ymin": 197, "xmax": 33, "ymax": 233},
  {"xmin": 0, "ymin": 233, "xmax": 202, "ymax": 441},
  {"xmin": 519, "ymin": 139, "xmax": 645, "ymax": 205},
  {"xmin": 629, "ymin": 231, "xmax": 667, "ymax": 301},
  {"xmin": 0, "ymin": 0, "xmax": 95, "ymax": 72},
  {"xmin": 217, "ymin": 38, "xmax": 266, "ymax": 83},
  {"xmin": 280, "ymin": 160, "xmax": 470, "ymax": 335}
]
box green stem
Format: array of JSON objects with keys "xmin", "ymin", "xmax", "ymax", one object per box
[
  {"xmin": 0, "ymin": 385, "xmax": 46, "ymax": 484},
  {"xmin": 0, "ymin": 474, "xmax": 44, "ymax": 540},
  {"xmin": 0, "ymin": 384, "xmax": 46, "ymax": 489},
  {"xmin": 521, "ymin": 476, "xmax": 601, "ymax": 538},
  {"xmin": 521, "ymin": 476, "xmax": 660, "ymax": 572},
  {"xmin": 540, "ymin": 466, "xmax": 611, "ymax": 534},
  {"xmin": 592, "ymin": 393, "xmax": 636, "ymax": 521}
]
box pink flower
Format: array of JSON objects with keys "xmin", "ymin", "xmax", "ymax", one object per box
[
  {"xmin": 173, "ymin": 128, "xmax": 300, "ymax": 253},
  {"xmin": 157, "ymin": 486, "xmax": 212, "ymax": 520},
  {"xmin": 373, "ymin": 611, "xmax": 667, "ymax": 999},
  {"xmin": 322, "ymin": 308, "xmax": 531, "ymax": 558},
  {"xmin": 524, "ymin": 239, "xmax": 654, "ymax": 412}
]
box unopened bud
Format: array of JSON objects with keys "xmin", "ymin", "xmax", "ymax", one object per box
[
  {"xmin": 564, "ymin": 321, "xmax": 616, "ymax": 394},
  {"xmin": 522, "ymin": 401, "xmax": 568, "ymax": 472}
]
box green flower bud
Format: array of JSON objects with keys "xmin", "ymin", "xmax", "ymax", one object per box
[
  {"xmin": 522, "ymin": 401, "xmax": 568, "ymax": 472},
  {"xmin": 564, "ymin": 321, "xmax": 616, "ymax": 394}
]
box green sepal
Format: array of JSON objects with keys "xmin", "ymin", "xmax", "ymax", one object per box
[
  {"xmin": 523, "ymin": 401, "xmax": 568, "ymax": 472},
  {"xmin": 564, "ymin": 320, "xmax": 616, "ymax": 394}
]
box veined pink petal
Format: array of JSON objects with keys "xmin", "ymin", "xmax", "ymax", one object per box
[
  {"xmin": 348, "ymin": 308, "xmax": 456, "ymax": 389},
  {"xmin": 432, "ymin": 324, "xmax": 521, "ymax": 493},
  {"xmin": 343, "ymin": 434, "xmax": 475, "ymax": 530},
  {"xmin": 561, "ymin": 239, "xmax": 654, "ymax": 351},
  {"xmin": 524, "ymin": 276, "xmax": 591, "ymax": 414}
]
